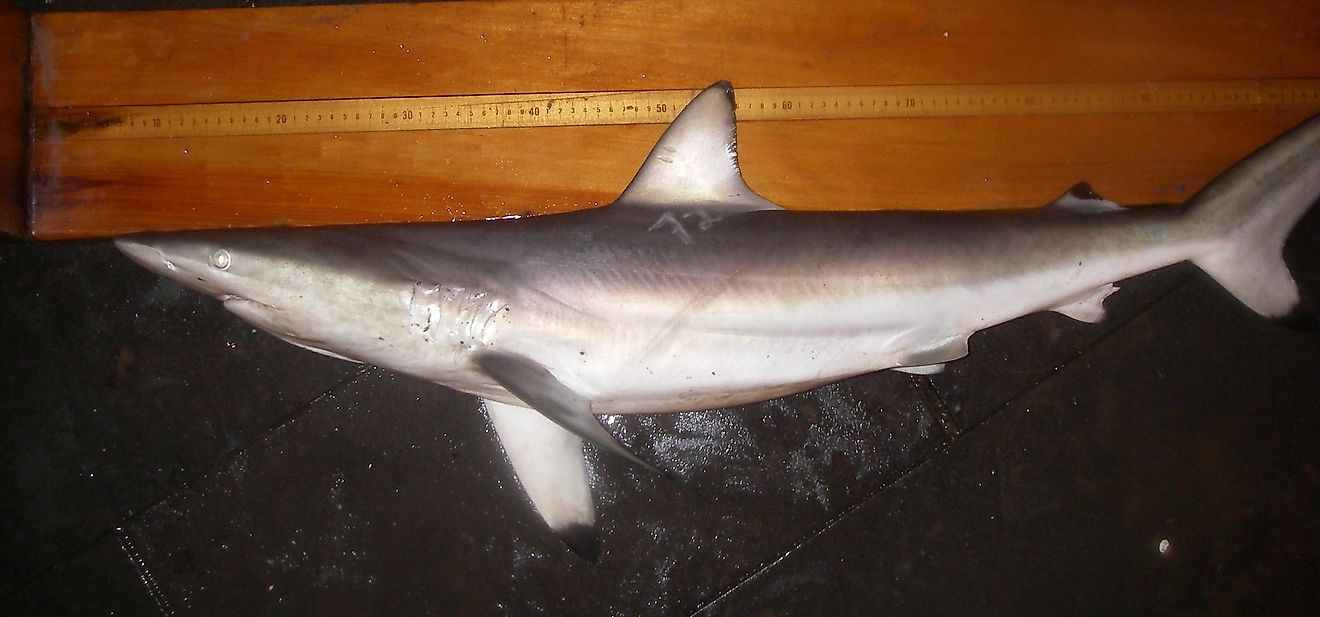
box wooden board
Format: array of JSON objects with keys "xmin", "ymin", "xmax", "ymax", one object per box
[
  {"xmin": 29, "ymin": 0, "xmax": 1320, "ymax": 238},
  {"xmin": 0, "ymin": 2, "xmax": 27, "ymax": 236}
]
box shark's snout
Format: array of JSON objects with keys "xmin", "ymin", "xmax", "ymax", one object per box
[
  {"xmin": 115, "ymin": 234, "xmax": 233, "ymax": 298},
  {"xmin": 115, "ymin": 236, "xmax": 179, "ymax": 276}
]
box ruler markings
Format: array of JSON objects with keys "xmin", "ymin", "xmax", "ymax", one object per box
[{"xmin": 41, "ymin": 79, "xmax": 1320, "ymax": 141}]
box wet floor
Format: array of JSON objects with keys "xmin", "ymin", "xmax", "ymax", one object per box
[{"xmin": 2, "ymin": 204, "xmax": 1316, "ymax": 615}]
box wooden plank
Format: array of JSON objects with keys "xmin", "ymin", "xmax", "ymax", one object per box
[
  {"xmin": 0, "ymin": 2, "xmax": 27, "ymax": 236},
  {"xmin": 29, "ymin": 1, "xmax": 1320, "ymax": 238}
]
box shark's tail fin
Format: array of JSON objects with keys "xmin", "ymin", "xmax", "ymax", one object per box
[{"xmin": 1186, "ymin": 114, "xmax": 1320, "ymax": 319}]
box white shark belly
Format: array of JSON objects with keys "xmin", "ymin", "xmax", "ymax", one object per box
[{"xmin": 481, "ymin": 290, "xmax": 951, "ymax": 413}]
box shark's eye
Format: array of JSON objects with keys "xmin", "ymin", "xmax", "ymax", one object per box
[{"xmin": 209, "ymin": 249, "xmax": 232, "ymax": 270}]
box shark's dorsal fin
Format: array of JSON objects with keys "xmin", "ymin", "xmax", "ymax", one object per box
[
  {"xmin": 1046, "ymin": 182, "xmax": 1123, "ymax": 214},
  {"xmin": 483, "ymin": 398, "xmax": 599, "ymax": 561},
  {"xmin": 614, "ymin": 81, "xmax": 781, "ymax": 211}
]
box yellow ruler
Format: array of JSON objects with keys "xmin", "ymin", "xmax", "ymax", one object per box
[{"xmin": 46, "ymin": 79, "xmax": 1320, "ymax": 141}]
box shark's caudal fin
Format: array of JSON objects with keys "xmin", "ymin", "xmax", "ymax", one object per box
[{"xmin": 1185, "ymin": 114, "xmax": 1320, "ymax": 319}]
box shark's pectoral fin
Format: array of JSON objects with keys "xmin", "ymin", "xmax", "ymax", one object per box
[
  {"xmin": 473, "ymin": 349, "xmax": 660, "ymax": 473},
  {"xmin": 1051, "ymin": 283, "xmax": 1118, "ymax": 323},
  {"xmin": 483, "ymin": 398, "xmax": 599, "ymax": 561},
  {"xmin": 613, "ymin": 81, "xmax": 781, "ymax": 213}
]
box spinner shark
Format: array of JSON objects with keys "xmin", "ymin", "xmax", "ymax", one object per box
[{"xmin": 116, "ymin": 82, "xmax": 1320, "ymax": 560}]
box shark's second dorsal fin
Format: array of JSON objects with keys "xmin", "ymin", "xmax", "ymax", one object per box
[
  {"xmin": 614, "ymin": 81, "xmax": 781, "ymax": 211},
  {"xmin": 1046, "ymin": 182, "xmax": 1124, "ymax": 214}
]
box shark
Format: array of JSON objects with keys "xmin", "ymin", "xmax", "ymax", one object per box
[{"xmin": 116, "ymin": 82, "xmax": 1320, "ymax": 561}]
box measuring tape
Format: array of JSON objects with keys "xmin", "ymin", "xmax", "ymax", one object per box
[{"xmin": 44, "ymin": 79, "xmax": 1320, "ymax": 141}]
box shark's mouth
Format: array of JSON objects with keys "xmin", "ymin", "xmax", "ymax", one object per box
[
  {"xmin": 220, "ymin": 294, "xmax": 298, "ymax": 340},
  {"xmin": 220, "ymin": 294, "xmax": 283, "ymax": 313}
]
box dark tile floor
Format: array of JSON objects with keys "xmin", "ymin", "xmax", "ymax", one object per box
[
  {"xmin": 7, "ymin": 4, "xmax": 1320, "ymax": 614},
  {"xmin": 3, "ymin": 205, "xmax": 1317, "ymax": 615}
]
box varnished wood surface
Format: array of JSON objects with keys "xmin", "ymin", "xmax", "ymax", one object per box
[
  {"xmin": 1, "ymin": 3, "xmax": 27, "ymax": 236},
  {"xmin": 29, "ymin": 1, "xmax": 1320, "ymax": 238}
]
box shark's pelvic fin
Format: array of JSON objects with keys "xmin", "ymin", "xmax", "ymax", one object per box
[
  {"xmin": 483, "ymin": 398, "xmax": 599, "ymax": 561},
  {"xmin": 1046, "ymin": 182, "xmax": 1123, "ymax": 214},
  {"xmin": 473, "ymin": 349, "xmax": 660, "ymax": 473},
  {"xmin": 897, "ymin": 335, "xmax": 970, "ymax": 371},
  {"xmin": 614, "ymin": 81, "xmax": 781, "ymax": 212},
  {"xmin": 893, "ymin": 363, "xmax": 946, "ymax": 375},
  {"xmin": 1052, "ymin": 283, "xmax": 1119, "ymax": 323}
]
